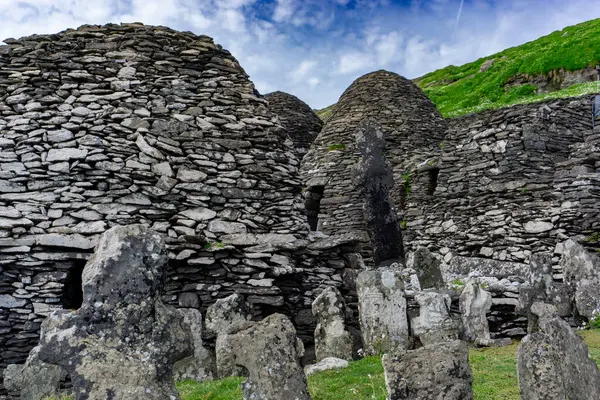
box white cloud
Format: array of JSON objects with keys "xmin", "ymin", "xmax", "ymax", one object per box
[
  {"xmin": 338, "ymin": 51, "xmax": 372, "ymax": 74},
  {"xmin": 1, "ymin": 0, "xmax": 600, "ymax": 110}
]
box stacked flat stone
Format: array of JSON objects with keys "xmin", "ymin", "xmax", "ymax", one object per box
[
  {"xmin": 264, "ymin": 91, "xmax": 323, "ymax": 157},
  {"xmin": 406, "ymin": 97, "xmax": 592, "ymax": 264},
  {"xmin": 301, "ymin": 70, "xmax": 447, "ymax": 239},
  {"xmin": 0, "ymin": 23, "xmax": 363, "ymax": 393}
]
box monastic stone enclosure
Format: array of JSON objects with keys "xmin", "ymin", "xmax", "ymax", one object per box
[
  {"xmin": 301, "ymin": 70, "xmax": 447, "ymax": 237},
  {"xmin": 0, "ymin": 23, "xmax": 362, "ymax": 391},
  {"xmin": 264, "ymin": 91, "xmax": 323, "ymax": 157}
]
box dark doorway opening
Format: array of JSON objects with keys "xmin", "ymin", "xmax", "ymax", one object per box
[
  {"xmin": 427, "ymin": 168, "xmax": 440, "ymax": 196},
  {"xmin": 62, "ymin": 262, "xmax": 85, "ymax": 310},
  {"xmin": 305, "ymin": 186, "xmax": 325, "ymax": 231}
]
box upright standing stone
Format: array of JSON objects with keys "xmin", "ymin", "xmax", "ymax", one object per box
[
  {"xmin": 411, "ymin": 291, "xmax": 458, "ymax": 345},
  {"xmin": 382, "ymin": 340, "xmax": 473, "ymax": 400},
  {"xmin": 312, "ymin": 286, "xmax": 354, "ymax": 361},
  {"xmin": 37, "ymin": 225, "xmax": 192, "ymax": 400},
  {"xmin": 561, "ymin": 239, "xmax": 600, "ymax": 319},
  {"xmin": 227, "ymin": 314, "xmax": 311, "ymax": 400},
  {"xmin": 354, "ymin": 118, "xmax": 405, "ymax": 266},
  {"xmin": 205, "ymin": 293, "xmax": 252, "ymax": 337},
  {"xmin": 173, "ymin": 308, "xmax": 215, "ymax": 382},
  {"xmin": 355, "ymin": 267, "xmax": 409, "ymax": 355},
  {"xmin": 459, "ymin": 278, "xmax": 492, "ymax": 344},
  {"xmin": 3, "ymin": 346, "xmax": 67, "ymax": 400},
  {"xmin": 517, "ymin": 308, "xmax": 600, "ymax": 400},
  {"xmin": 409, "ymin": 247, "xmax": 445, "ymax": 290},
  {"xmin": 205, "ymin": 293, "xmax": 252, "ymax": 378}
]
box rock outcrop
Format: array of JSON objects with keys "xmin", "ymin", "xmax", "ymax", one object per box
[
  {"xmin": 37, "ymin": 225, "xmax": 192, "ymax": 399},
  {"xmin": 227, "ymin": 314, "xmax": 311, "ymax": 400},
  {"xmin": 382, "ymin": 340, "xmax": 473, "ymax": 400},
  {"xmin": 517, "ymin": 309, "xmax": 600, "ymax": 399},
  {"xmin": 312, "ymin": 286, "xmax": 354, "ymax": 361},
  {"xmin": 264, "ymin": 91, "xmax": 323, "ymax": 157}
]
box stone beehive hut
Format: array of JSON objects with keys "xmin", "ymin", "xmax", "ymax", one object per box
[
  {"xmin": 301, "ymin": 70, "xmax": 447, "ymax": 235},
  {"xmin": 264, "ymin": 91, "xmax": 323, "ymax": 157},
  {"xmin": 0, "ymin": 23, "xmax": 363, "ymax": 388}
]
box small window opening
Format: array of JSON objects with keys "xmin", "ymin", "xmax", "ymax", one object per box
[
  {"xmin": 305, "ymin": 186, "xmax": 325, "ymax": 231},
  {"xmin": 427, "ymin": 168, "xmax": 440, "ymax": 196},
  {"xmin": 62, "ymin": 262, "xmax": 85, "ymax": 310}
]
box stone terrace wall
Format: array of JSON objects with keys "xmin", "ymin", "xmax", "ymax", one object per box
[
  {"xmin": 0, "ymin": 23, "xmax": 362, "ymax": 391},
  {"xmin": 301, "ymin": 70, "xmax": 447, "ymax": 238},
  {"xmin": 264, "ymin": 91, "xmax": 323, "ymax": 157}
]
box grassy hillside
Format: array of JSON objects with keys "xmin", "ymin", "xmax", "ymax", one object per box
[
  {"xmin": 316, "ymin": 18, "xmax": 600, "ymax": 119},
  {"xmin": 176, "ymin": 329, "xmax": 600, "ymax": 400}
]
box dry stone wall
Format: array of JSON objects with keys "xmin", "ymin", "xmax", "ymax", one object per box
[
  {"xmin": 264, "ymin": 91, "xmax": 323, "ymax": 157},
  {"xmin": 405, "ymin": 96, "xmax": 594, "ymax": 263},
  {"xmin": 0, "ymin": 23, "xmax": 363, "ymax": 393},
  {"xmin": 301, "ymin": 70, "xmax": 447, "ymax": 240}
]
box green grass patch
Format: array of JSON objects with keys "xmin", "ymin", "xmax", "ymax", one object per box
[
  {"xmin": 177, "ymin": 378, "xmax": 245, "ymax": 400},
  {"xmin": 327, "ymin": 143, "xmax": 346, "ymax": 151},
  {"xmin": 180, "ymin": 330, "xmax": 600, "ymax": 400}
]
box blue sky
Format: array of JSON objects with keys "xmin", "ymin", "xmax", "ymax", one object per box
[{"xmin": 1, "ymin": 0, "xmax": 599, "ymax": 108}]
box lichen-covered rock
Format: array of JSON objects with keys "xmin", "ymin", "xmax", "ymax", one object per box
[
  {"xmin": 382, "ymin": 340, "xmax": 473, "ymax": 400},
  {"xmin": 304, "ymin": 357, "xmax": 349, "ymax": 376},
  {"xmin": 312, "ymin": 286, "xmax": 354, "ymax": 361},
  {"xmin": 264, "ymin": 91, "xmax": 323, "ymax": 156},
  {"xmin": 3, "ymin": 346, "xmax": 67, "ymax": 400},
  {"xmin": 206, "ymin": 293, "xmax": 252, "ymax": 378},
  {"xmin": 37, "ymin": 225, "xmax": 192, "ymax": 400},
  {"xmin": 408, "ymin": 247, "xmax": 445, "ymax": 290},
  {"xmin": 355, "ymin": 267, "xmax": 409, "ymax": 355},
  {"xmin": 561, "ymin": 239, "xmax": 600, "ymax": 319},
  {"xmin": 227, "ymin": 313, "xmax": 311, "ymax": 400},
  {"xmin": 354, "ymin": 118, "xmax": 405, "ymax": 266},
  {"xmin": 517, "ymin": 312, "xmax": 600, "ymax": 399},
  {"xmin": 412, "ymin": 291, "xmax": 458, "ymax": 346},
  {"xmin": 173, "ymin": 308, "xmax": 215, "ymax": 382},
  {"xmin": 205, "ymin": 293, "xmax": 252, "ymax": 338},
  {"xmin": 459, "ymin": 278, "xmax": 492, "ymax": 343}
]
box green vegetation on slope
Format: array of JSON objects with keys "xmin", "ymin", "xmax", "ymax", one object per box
[
  {"xmin": 179, "ymin": 329, "xmax": 600, "ymax": 400},
  {"xmin": 315, "ymin": 18, "xmax": 600, "ymax": 119}
]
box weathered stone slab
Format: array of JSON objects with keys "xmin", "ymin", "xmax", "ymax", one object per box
[
  {"xmin": 356, "ymin": 267, "xmax": 409, "ymax": 354},
  {"xmin": 517, "ymin": 312, "xmax": 600, "ymax": 400},
  {"xmin": 312, "ymin": 286, "xmax": 354, "ymax": 361},
  {"xmin": 561, "ymin": 239, "xmax": 600, "ymax": 319},
  {"xmin": 227, "ymin": 314, "xmax": 311, "ymax": 400},
  {"xmin": 382, "ymin": 340, "xmax": 473, "ymax": 400},
  {"xmin": 37, "ymin": 225, "xmax": 192, "ymax": 399},
  {"xmin": 354, "ymin": 118, "xmax": 404, "ymax": 266}
]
